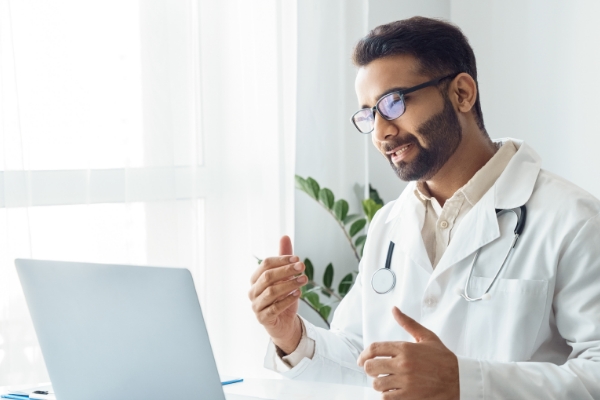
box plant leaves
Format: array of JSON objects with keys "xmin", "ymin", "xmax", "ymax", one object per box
[
  {"xmin": 323, "ymin": 263, "xmax": 334, "ymax": 289},
  {"xmin": 369, "ymin": 184, "xmax": 384, "ymax": 205},
  {"xmin": 302, "ymin": 292, "xmax": 321, "ymax": 309},
  {"xmin": 333, "ymin": 199, "xmax": 349, "ymax": 222},
  {"xmin": 304, "ymin": 258, "xmax": 314, "ymax": 281},
  {"xmin": 343, "ymin": 213, "xmax": 360, "ymax": 225},
  {"xmin": 319, "ymin": 305, "xmax": 331, "ymax": 320},
  {"xmin": 362, "ymin": 198, "xmax": 383, "ymax": 222},
  {"xmin": 349, "ymin": 218, "xmax": 367, "ymax": 237},
  {"xmin": 305, "ymin": 177, "xmax": 320, "ymax": 199},
  {"xmin": 338, "ymin": 273, "xmax": 354, "ymax": 297},
  {"xmin": 295, "ymin": 175, "xmax": 313, "ymax": 198},
  {"xmin": 321, "ymin": 288, "xmax": 331, "ymax": 298},
  {"xmin": 354, "ymin": 234, "xmax": 367, "ymax": 248},
  {"xmin": 318, "ymin": 188, "xmax": 335, "ymax": 209},
  {"xmin": 294, "ymin": 175, "xmax": 306, "ymax": 190}
]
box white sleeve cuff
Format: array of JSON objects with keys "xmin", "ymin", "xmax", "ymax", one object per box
[
  {"xmin": 264, "ymin": 317, "xmax": 316, "ymax": 373},
  {"xmin": 457, "ymin": 356, "xmax": 483, "ymax": 400}
]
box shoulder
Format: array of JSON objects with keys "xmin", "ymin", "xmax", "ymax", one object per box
[{"xmin": 532, "ymin": 169, "xmax": 600, "ymax": 218}]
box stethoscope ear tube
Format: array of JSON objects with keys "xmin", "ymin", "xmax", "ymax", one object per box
[{"xmin": 384, "ymin": 241, "xmax": 395, "ymax": 269}]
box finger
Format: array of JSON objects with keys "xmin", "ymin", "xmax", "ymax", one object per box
[
  {"xmin": 357, "ymin": 341, "xmax": 405, "ymax": 367},
  {"xmin": 251, "ymin": 262, "xmax": 305, "ymax": 298},
  {"xmin": 279, "ymin": 235, "xmax": 293, "ymax": 256},
  {"xmin": 392, "ymin": 307, "xmax": 437, "ymax": 343},
  {"xmin": 373, "ymin": 374, "xmax": 404, "ymax": 394},
  {"xmin": 250, "ymin": 255, "xmax": 299, "ymax": 284},
  {"xmin": 253, "ymin": 275, "xmax": 307, "ymax": 313},
  {"xmin": 257, "ymin": 290, "xmax": 300, "ymax": 324},
  {"xmin": 362, "ymin": 357, "xmax": 398, "ymax": 377}
]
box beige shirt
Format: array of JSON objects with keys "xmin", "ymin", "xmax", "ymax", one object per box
[{"xmin": 274, "ymin": 140, "xmax": 518, "ymax": 371}]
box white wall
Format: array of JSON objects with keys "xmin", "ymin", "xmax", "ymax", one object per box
[
  {"xmin": 451, "ymin": 0, "xmax": 600, "ymax": 198},
  {"xmin": 294, "ymin": 0, "xmax": 369, "ymax": 290}
]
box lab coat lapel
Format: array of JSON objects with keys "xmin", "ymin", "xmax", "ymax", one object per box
[{"xmin": 385, "ymin": 184, "xmax": 433, "ymax": 274}]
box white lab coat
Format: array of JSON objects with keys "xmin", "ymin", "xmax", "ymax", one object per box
[{"xmin": 265, "ymin": 139, "xmax": 600, "ymax": 399}]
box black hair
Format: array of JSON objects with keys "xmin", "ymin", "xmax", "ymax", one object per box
[{"xmin": 353, "ymin": 17, "xmax": 486, "ymax": 131}]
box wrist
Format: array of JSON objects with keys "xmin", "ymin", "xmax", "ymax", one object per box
[{"xmin": 273, "ymin": 316, "xmax": 303, "ymax": 355}]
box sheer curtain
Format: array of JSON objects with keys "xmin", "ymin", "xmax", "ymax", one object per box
[{"xmin": 0, "ymin": 0, "xmax": 295, "ymax": 385}]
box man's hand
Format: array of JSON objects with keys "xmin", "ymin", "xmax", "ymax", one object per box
[
  {"xmin": 249, "ymin": 235, "xmax": 307, "ymax": 354},
  {"xmin": 357, "ymin": 307, "xmax": 459, "ymax": 400}
]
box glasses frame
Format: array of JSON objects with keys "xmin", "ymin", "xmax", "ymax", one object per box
[{"xmin": 351, "ymin": 72, "xmax": 460, "ymax": 134}]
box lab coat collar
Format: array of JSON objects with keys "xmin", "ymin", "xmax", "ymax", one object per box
[
  {"xmin": 492, "ymin": 138, "xmax": 541, "ymax": 209},
  {"xmin": 383, "ymin": 138, "xmax": 541, "ymax": 277}
]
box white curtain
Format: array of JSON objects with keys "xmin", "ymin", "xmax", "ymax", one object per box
[{"xmin": 0, "ymin": 0, "xmax": 295, "ymax": 385}]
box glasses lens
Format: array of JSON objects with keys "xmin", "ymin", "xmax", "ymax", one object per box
[
  {"xmin": 352, "ymin": 109, "xmax": 374, "ymax": 133},
  {"xmin": 377, "ymin": 93, "xmax": 405, "ymax": 120}
]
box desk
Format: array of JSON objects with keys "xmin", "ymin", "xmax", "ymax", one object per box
[
  {"xmin": 2, "ymin": 379, "xmax": 381, "ymax": 400},
  {"xmin": 224, "ymin": 378, "xmax": 380, "ymax": 400}
]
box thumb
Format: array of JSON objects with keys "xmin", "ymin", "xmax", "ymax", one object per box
[
  {"xmin": 392, "ymin": 306, "xmax": 438, "ymax": 343},
  {"xmin": 279, "ymin": 235, "xmax": 293, "ymax": 256}
]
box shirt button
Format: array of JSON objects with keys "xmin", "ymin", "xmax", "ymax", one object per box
[
  {"xmin": 439, "ymin": 220, "xmax": 449, "ymax": 229},
  {"xmin": 424, "ymin": 297, "xmax": 438, "ymax": 308}
]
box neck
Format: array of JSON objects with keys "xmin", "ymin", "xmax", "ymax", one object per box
[{"xmin": 423, "ymin": 131, "xmax": 496, "ymax": 207}]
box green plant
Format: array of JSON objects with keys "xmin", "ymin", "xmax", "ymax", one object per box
[{"xmin": 294, "ymin": 175, "xmax": 384, "ymax": 327}]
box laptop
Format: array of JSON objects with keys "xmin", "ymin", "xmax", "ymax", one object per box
[{"xmin": 15, "ymin": 259, "xmax": 264, "ymax": 400}]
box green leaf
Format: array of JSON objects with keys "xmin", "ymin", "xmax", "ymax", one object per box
[
  {"xmin": 362, "ymin": 198, "xmax": 383, "ymax": 222},
  {"xmin": 338, "ymin": 273, "xmax": 354, "ymax": 297},
  {"xmin": 301, "ymin": 283, "xmax": 315, "ymax": 295},
  {"xmin": 318, "ymin": 188, "xmax": 335, "ymax": 209},
  {"xmin": 302, "ymin": 291, "xmax": 321, "ymax": 309},
  {"xmin": 305, "ymin": 177, "xmax": 320, "ymax": 199},
  {"xmin": 323, "ymin": 263, "xmax": 334, "ymax": 289},
  {"xmin": 319, "ymin": 305, "xmax": 332, "ymax": 320},
  {"xmin": 354, "ymin": 234, "xmax": 367, "ymax": 248},
  {"xmin": 295, "ymin": 175, "xmax": 312, "ymax": 197},
  {"xmin": 349, "ymin": 218, "xmax": 367, "ymax": 237},
  {"xmin": 294, "ymin": 175, "xmax": 306, "ymax": 190},
  {"xmin": 343, "ymin": 213, "xmax": 360, "ymax": 225},
  {"xmin": 369, "ymin": 184, "xmax": 384, "ymax": 205},
  {"xmin": 304, "ymin": 258, "xmax": 314, "ymax": 281},
  {"xmin": 333, "ymin": 199, "xmax": 349, "ymax": 221},
  {"xmin": 255, "ymin": 257, "xmax": 263, "ymax": 265},
  {"xmin": 321, "ymin": 288, "xmax": 331, "ymax": 298}
]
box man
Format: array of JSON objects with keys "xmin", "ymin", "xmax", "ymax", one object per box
[{"xmin": 249, "ymin": 17, "xmax": 600, "ymax": 399}]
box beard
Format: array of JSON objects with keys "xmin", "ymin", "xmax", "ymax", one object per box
[{"xmin": 387, "ymin": 95, "xmax": 462, "ymax": 181}]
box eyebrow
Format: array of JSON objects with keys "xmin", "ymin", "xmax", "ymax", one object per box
[{"xmin": 360, "ymin": 86, "xmax": 410, "ymax": 109}]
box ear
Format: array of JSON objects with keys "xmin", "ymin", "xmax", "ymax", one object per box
[{"xmin": 450, "ymin": 73, "xmax": 478, "ymax": 114}]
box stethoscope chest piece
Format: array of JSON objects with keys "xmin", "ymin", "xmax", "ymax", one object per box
[
  {"xmin": 371, "ymin": 241, "xmax": 396, "ymax": 294},
  {"xmin": 371, "ymin": 268, "xmax": 396, "ymax": 294}
]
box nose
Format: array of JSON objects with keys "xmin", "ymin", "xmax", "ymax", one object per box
[{"xmin": 372, "ymin": 112, "xmax": 399, "ymax": 143}]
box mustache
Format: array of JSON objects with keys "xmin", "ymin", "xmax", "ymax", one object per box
[{"xmin": 382, "ymin": 135, "xmax": 420, "ymax": 153}]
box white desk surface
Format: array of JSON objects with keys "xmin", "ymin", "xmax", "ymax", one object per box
[
  {"xmin": 224, "ymin": 378, "xmax": 380, "ymax": 400},
  {"xmin": 1, "ymin": 378, "xmax": 381, "ymax": 400}
]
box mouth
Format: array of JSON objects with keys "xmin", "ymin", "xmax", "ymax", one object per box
[{"xmin": 386, "ymin": 143, "xmax": 415, "ymax": 163}]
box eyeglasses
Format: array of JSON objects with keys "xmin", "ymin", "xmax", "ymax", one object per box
[{"xmin": 351, "ymin": 73, "xmax": 459, "ymax": 134}]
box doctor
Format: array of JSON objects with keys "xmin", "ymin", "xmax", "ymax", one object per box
[{"xmin": 249, "ymin": 17, "xmax": 600, "ymax": 399}]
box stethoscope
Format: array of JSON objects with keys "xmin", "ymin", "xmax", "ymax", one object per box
[{"xmin": 371, "ymin": 205, "xmax": 527, "ymax": 301}]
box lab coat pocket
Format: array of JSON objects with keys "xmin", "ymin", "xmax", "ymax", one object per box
[{"xmin": 462, "ymin": 276, "xmax": 549, "ymax": 362}]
